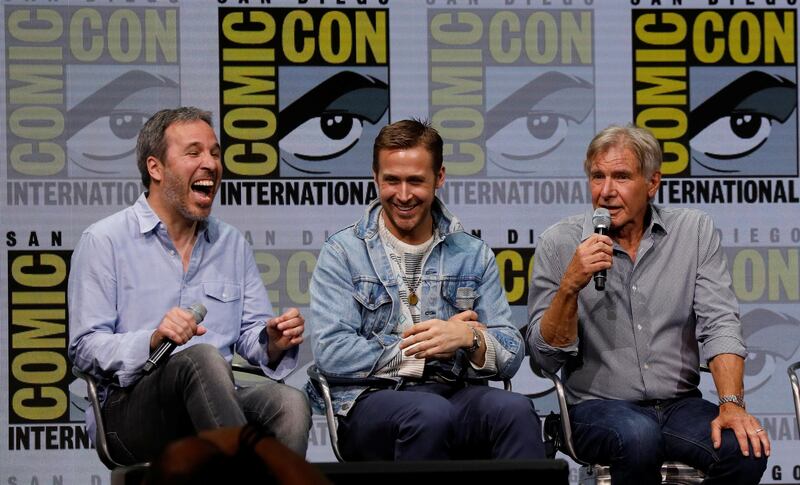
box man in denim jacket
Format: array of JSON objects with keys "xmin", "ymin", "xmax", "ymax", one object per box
[{"xmin": 307, "ymin": 119, "xmax": 544, "ymax": 460}]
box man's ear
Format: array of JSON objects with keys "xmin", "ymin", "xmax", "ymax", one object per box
[
  {"xmin": 147, "ymin": 156, "xmax": 164, "ymax": 184},
  {"xmin": 647, "ymin": 170, "xmax": 661, "ymax": 199},
  {"xmin": 435, "ymin": 165, "xmax": 446, "ymax": 189}
]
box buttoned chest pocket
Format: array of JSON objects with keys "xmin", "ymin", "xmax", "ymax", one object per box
[
  {"xmin": 441, "ymin": 279, "xmax": 480, "ymax": 318},
  {"xmin": 353, "ymin": 279, "xmax": 392, "ymax": 337},
  {"xmin": 202, "ymin": 282, "xmax": 243, "ymax": 332}
]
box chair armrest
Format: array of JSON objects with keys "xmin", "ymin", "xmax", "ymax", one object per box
[
  {"xmin": 306, "ymin": 365, "xmax": 344, "ymax": 462},
  {"xmin": 529, "ymin": 360, "xmax": 588, "ymax": 466},
  {"xmin": 789, "ymin": 361, "xmax": 800, "ymax": 436},
  {"xmin": 72, "ymin": 367, "xmax": 126, "ymax": 470}
]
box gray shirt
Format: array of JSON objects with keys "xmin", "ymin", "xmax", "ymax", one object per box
[{"xmin": 527, "ymin": 205, "xmax": 746, "ymax": 405}]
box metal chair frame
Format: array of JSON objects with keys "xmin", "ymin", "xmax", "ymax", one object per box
[{"xmin": 789, "ymin": 361, "xmax": 800, "ymax": 436}]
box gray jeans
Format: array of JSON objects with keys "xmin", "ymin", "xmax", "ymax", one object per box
[{"xmin": 103, "ymin": 344, "xmax": 311, "ymax": 464}]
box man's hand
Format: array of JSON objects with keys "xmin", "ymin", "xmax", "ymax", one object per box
[
  {"xmin": 563, "ymin": 233, "xmax": 613, "ymax": 292},
  {"xmin": 711, "ymin": 404, "xmax": 771, "ymax": 458},
  {"xmin": 149, "ymin": 307, "xmax": 207, "ymax": 350},
  {"xmin": 399, "ymin": 310, "xmax": 479, "ymax": 360},
  {"xmin": 266, "ymin": 308, "xmax": 304, "ymax": 363}
]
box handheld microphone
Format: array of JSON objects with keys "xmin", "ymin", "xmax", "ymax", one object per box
[
  {"xmin": 142, "ymin": 302, "xmax": 207, "ymax": 374},
  {"xmin": 455, "ymin": 287, "xmax": 476, "ymax": 311},
  {"xmin": 592, "ymin": 208, "xmax": 611, "ymax": 291}
]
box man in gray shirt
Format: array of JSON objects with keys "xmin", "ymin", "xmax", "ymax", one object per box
[{"xmin": 527, "ymin": 125, "xmax": 768, "ymax": 484}]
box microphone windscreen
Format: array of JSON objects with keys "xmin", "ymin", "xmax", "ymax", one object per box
[
  {"xmin": 592, "ymin": 207, "xmax": 611, "ymax": 228},
  {"xmin": 455, "ymin": 287, "xmax": 476, "ymax": 311},
  {"xmin": 188, "ymin": 303, "xmax": 207, "ymax": 323}
]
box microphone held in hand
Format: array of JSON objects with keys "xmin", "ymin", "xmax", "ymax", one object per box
[
  {"xmin": 455, "ymin": 287, "xmax": 476, "ymax": 311},
  {"xmin": 142, "ymin": 302, "xmax": 207, "ymax": 374},
  {"xmin": 592, "ymin": 208, "xmax": 611, "ymax": 291}
]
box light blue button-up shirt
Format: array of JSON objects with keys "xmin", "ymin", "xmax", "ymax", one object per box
[{"xmin": 69, "ymin": 193, "xmax": 297, "ymax": 436}]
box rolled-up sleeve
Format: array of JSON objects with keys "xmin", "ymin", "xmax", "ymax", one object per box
[
  {"xmin": 526, "ymin": 234, "xmax": 579, "ymax": 375},
  {"xmin": 693, "ymin": 213, "xmax": 746, "ymax": 362}
]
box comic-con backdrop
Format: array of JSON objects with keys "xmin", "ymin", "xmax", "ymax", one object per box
[{"xmin": 2, "ymin": 0, "xmax": 799, "ymax": 483}]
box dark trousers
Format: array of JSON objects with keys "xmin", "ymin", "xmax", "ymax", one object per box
[
  {"xmin": 103, "ymin": 344, "xmax": 311, "ymax": 463},
  {"xmin": 570, "ymin": 397, "xmax": 768, "ymax": 485},
  {"xmin": 337, "ymin": 382, "xmax": 545, "ymax": 460}
]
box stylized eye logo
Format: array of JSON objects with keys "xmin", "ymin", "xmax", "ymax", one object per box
[
  {"xmin": 485, "ymin": 71, "xmax": 594, "ymax": 173},
  {"xmin": 281, "ymin": 113, "xmax": 365, "ymax": 161},
  {"xmin": 689, "ymin": 70, "xmax": 796, "ymax": 172},
  {"xmin": 66, "ymin": 70, "xmax": 178, "ymax": 176},
  {"xmin": 278, "ymin": 71, "xmax": 389, "ymax": 174},
  {"xmin": 742, "ymin": 349, "xmax": 778, "ymax": 394}
]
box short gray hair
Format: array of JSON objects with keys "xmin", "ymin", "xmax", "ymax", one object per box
[
  {"xmin": 136, "ymin": 107, "xmax": 213, "ymax": 188},
  {"xmin": 583, "ymin": 124, "xmax": 662, "ymax": 179}
]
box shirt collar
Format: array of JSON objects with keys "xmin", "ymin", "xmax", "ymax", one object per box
[{"xmin": 132, "ymin": 192, "xmax": 214, "ymax": 242}]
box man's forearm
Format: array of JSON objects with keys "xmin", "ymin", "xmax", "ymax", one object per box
[
  {"xmin": 540, "ymin": 284, "xmax": 580, "ymax": 348},
  {"xmin": 708, "ymin": 353, "xmax": 746, "ymax": 403}
]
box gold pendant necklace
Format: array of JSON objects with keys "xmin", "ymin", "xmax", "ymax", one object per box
[{"xmin": 408, "ymin": 292, "xmax": 419, "ymax": 306}]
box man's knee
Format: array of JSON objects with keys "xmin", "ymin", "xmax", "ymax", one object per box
[
  {"xmin": 176, "ymin": 344, "xmax": 229, "ymax": 372},
  {"xmin": 573, "ymin": 404, "xmax": 663, "ymax": 465},
  {"xmin": 712, "ymin": 431, "xmax": 769, "ymax": 484},
  {"xmin": 167, "ymin": 344, "xmax": 234, "ymax": 390},
  {"xmin": 495, "ymin": 391, "xmax": 540, "ymax": 423},
  {"xmin": 276, "ymin": 385, "xmax": 312, "ymax": 430}
]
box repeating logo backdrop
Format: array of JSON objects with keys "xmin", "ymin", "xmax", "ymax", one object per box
[{"xmin": 2, "ymin": 1, "xmax": 798, "ymax": 483}]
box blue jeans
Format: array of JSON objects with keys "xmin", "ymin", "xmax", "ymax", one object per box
[
  {"xmin": 103, "ymin": 344, "xmax": 311, "ymax": 463},
  {"xmin": 569, "ymin": 397, "xmax": 767, "ymax": 485},
  {"xmin": 337, "ymin": 382, "xmax": 545, "ymax": 460}
]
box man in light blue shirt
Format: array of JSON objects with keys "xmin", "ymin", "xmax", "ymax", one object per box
[{"xmin": 68, "ymin": 107, "xmax": 310, "ymax": 464}]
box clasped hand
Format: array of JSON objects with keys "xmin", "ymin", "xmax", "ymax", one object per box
[{"xmin": 399, "ymin": 310, "xmax": 483, "ymax": 360}]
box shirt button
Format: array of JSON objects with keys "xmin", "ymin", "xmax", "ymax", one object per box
[
  {"xmin": 637, "ymin": 324, "xmax": 642, "ymax": 331},
  {"xmin": 644, "ymin": 363, "xmax": 649, "ymax": 369},
  {"xmin": 170, "ymin": 250, "xmax": 176, "ymax": 256},
  {"xmin": 632, "ymin": 285, "xmax": 637, "ymax": 292}
]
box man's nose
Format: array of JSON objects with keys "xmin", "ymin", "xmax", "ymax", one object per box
[
  {"xmin": 397, "ymin": 183, "xmax": 412, "ymax": 200},
  {"xmin": 600, "ymin": 178, "xmax": 615, "ymax": 197},
  {"xmin": 199, "ymin": 151, "xmax": 218, "ymax": 170}
]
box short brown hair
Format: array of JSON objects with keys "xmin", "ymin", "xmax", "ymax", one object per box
[
  {"xmin": 372, "ymin": 119, "xmax": 443, "ymax": 175},
  {"xmin": 136, "ymin": 107, "xmax": 213, "ymax": 188}
]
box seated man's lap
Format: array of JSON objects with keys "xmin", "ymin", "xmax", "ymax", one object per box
[
  {"xmin": 570, "ymin": 398, "xmax": 665, "ymax": 467},
  {"xmin": 338, "ymin": 384, "xmax": 543, "ymax": 460},
  {"xmin": 570, "ymin": 397, "xmax": 767, "ymax": 481},
  {"xmin": 338, "ymin": 385, "xmax": 455, "ymax": 460}
]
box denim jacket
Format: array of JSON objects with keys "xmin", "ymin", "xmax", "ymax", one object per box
[{"xmin": 306, "ymin": 197, "xmax": 524, "ymax": 416}]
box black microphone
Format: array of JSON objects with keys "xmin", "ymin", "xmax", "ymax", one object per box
[
  {"xmin": 142, "ymin": 302, "xmax": 207, "ymax": 374},
  {"xmin": 592, "ymin": 208, "xmax": 611, "ymax": 291}
]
